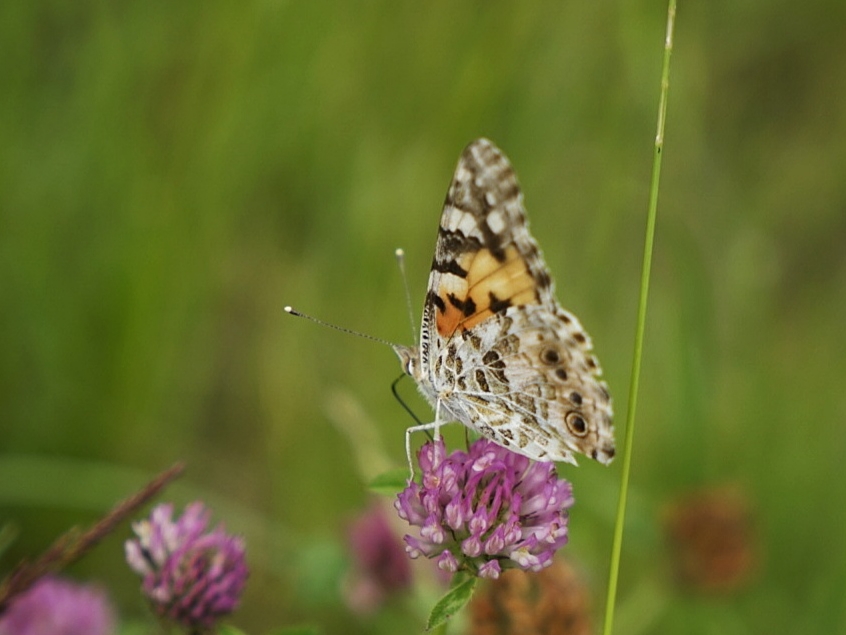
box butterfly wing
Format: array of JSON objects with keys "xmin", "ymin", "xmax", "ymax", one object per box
[
  {"xmin": 418, "ymin": 138, "xmax": 614, "ymax": 465},
  {"xmin": 421, "ymin": 139, "xmax": 554, "ymax": 348},
  {"xmin": 446, "ymin": 301, "xmax": 615, "ymax": 465}
]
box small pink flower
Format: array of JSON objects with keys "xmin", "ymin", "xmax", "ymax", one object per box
[
  {"xmin": 0, "ymin": 576, "xmax": 115, "ymax": 635},
  {"xmin": 395, "ymin": 440, "xmax": 574, "ymax": 577},
  {"xmin": 343, "ymin": 501, "xmax": 412, "ymax": 613},
  {"xmin": 125, "ymin": 502, "xmax": 248, "ymax": 629}
]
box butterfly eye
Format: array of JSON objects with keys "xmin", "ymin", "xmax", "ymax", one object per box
[
  {"xmin": 565, "ymin": 412, "xmax": 588, "ymax": 437},
  {"xmin": 396, "ymin": 348, "xmax": 417, "ymax": 377}
]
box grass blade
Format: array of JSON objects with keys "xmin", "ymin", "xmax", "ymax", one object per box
[{"xmin": 602, "ymin": 1, "xmax": 677, "ymax": 634}]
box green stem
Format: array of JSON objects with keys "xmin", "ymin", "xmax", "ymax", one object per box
[
  {"xmin": 429, "ymin": 623, "xmax": 449, "ymax": 635},
  {"xmin": 601, "ymin": 2, "xmax": 676, "ymax": 635}
]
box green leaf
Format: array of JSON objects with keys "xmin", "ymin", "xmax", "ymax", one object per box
[
  {"xmin": 216, "ymin": 626, "xmax": 248, "ymax": 635},
  {"xmin": 368, "ymin": 468, "xmax": 410, "ymax": 495},
  {"xmin": 426, "ymin": 575, "xmax": 478, "ymax": 631}
]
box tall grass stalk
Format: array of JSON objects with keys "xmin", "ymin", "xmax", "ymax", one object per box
[{"xmin": 602, "ymin": 1, "xmax": 677, "ymax": 634}]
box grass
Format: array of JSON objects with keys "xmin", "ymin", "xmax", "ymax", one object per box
[
  {"xmin": 604, "ymin": 2, "xmax": 676, "ymax": 633},
  {"xmin": 2, "ymin": 0, "xmax": 846, "ymax": 632}
]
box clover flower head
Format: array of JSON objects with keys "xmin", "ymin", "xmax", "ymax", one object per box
[
  {"xmin": 344, "ymin": 501, "xmax": 412, "ymax": 613},
  {"xmin": 0, "ymin": 576, "xmax": 115, "ymax": 635},
  {"xmin": 469, "ymin": 559, "xmax": 593, "ymax": 635},
  {"xmin": 125, "ymin": 501, "xmax": 248, "ymax": 629},
  {"xmin": 394, "ymin": 439, "xmax": 574, "ymax": 579}
]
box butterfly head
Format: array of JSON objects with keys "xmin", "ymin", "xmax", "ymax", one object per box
[{"xmin": 393, "ymin": 344, "xmax": 421, "ymax": 380}]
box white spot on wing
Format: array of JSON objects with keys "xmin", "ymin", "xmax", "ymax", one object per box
[
  {"xmin": 440, "ymin": 273, "xmax": 468, "ymax": 296},
  {"xmin": 457, "ymin": 211, "xmax": 477, "ymax": 236},
  {"xmin": 443, "ymin": 207, "xmax": 464, "ymax": 232},
  {"xmin": 486, "ymin": 210, "xmax": 506, "ymax": 234}
]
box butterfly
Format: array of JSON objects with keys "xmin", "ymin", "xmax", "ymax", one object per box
[{"xmin": 393, "ymin": 138, "xmax": 615, "ymax": 466}]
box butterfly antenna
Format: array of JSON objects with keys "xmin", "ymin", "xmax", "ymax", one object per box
[
  {"xmin": 395, "ymin": 248, "xmax": 417, "ymax": 345},
  {"xmin": 284, "ymin": 306, "xmax": 397, "ymax": 348}
]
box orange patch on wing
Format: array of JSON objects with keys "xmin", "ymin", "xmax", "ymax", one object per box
[
  {"xmin": 434, "ymin": 245, "xmax": 539, "ymax": 337},
  {"xmin": 435, "ymin": 300, "xmax": 468, "ymax": 338}
]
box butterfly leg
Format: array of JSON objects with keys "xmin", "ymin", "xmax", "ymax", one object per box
[
  {"xmin": 404, "ymin": 420, "xmax": 441, "ymax": 479},
  {"xmin": 403, "ymin": 399, "xmax": 446, "ymax": 479}
]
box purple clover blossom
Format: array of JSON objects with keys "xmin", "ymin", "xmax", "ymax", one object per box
[
  {"xmin": 0, "ymin": 576, "xmax": 115, "ymax": 635},
  {"xmin": 394, "ymin": 439, "xmax": 574, "ymax": 579},
  {"xmin": 343, "ymin": 501, "xmax": 412, "ymax": 613},
  {"xmin": 125, "ymin": 502, "xmax": 248, "ymax": 630}
]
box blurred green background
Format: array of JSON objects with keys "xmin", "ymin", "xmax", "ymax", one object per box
[{"xmin": 2, "ymin": 0, "xmax": 845, "ymax": 633}]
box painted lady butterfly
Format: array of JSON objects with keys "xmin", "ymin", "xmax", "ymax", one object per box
[{"xmin": 394, "ymin": 139, "xmax": 615, "ymax": 466}]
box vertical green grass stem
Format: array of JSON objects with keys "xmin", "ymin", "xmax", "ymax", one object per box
[{"xmin": 601, "ymin": 2, "xmax": 676, "ymax": 634}]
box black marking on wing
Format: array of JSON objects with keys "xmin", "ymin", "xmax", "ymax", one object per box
[
  {"xmin": 437, "ymin": 227, "xmax": 483, "ymax": 257},
  {"xmin": 478, "ymin": 193, "xmax": 507, "ymax": 262},
  {"xmin": 432, "ymin": 258, "xmax": 469, "ymax": 278},
  {"xmin": 488, "ymin": 292, "xmax": 512, "ymax": 314},
  {"xmin": 447, "ymin": 293, "xmax": 477, "ymax": 317},
  {"xmin": 428, "ymin": 290, "xmax": 446, "ymax": 314}
]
